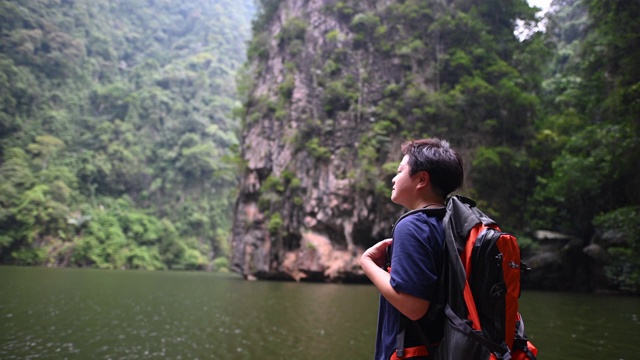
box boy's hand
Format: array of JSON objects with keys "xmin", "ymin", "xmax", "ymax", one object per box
[{"xmin": 361, "ymin": 238, "xmax": 392, "ymax": 268}]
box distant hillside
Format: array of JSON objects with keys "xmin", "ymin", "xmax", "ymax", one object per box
[{"xmin": 0, "ymin": 0, "xmax": 255, "ymax": 270}]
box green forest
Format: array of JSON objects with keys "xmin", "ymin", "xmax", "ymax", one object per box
[
  {"xmin": 0, "ymin": 0, "xmax": 638, "ymax": 292},
  {"xmin": 239, "ymin": 0, "xmax": 639, "ymax": 292},
  {"xmin": 0, "ymin": 0, "xmax": 255, "ymax": 271}
]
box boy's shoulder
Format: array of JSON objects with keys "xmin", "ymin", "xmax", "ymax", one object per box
[
  {"xmin": 393, "ymin": 208, "xmax": 446, "ymax": 239},
  {"xmin": 397, "ymin": 207, "xmax": 446, "ymax": 226}
]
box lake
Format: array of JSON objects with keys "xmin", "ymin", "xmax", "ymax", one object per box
[{"xmin": 1, "ymin": 266, "xmax": 638, "ymax": 359}]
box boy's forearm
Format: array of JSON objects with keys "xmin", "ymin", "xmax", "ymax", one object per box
[{"xmin": 361, "ymin": 257, "xmax": 429, "ymax": 321}]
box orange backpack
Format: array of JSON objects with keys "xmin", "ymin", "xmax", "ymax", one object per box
[{"xmin": 395, "ymin": 196, "xmax": 538, "ymax": 360}]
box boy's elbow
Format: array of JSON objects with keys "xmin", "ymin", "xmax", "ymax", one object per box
[{"xmin": 405, "ymin": 301, "xmax": 430, "ymax": 321}]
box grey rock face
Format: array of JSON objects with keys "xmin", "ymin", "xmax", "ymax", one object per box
[{"xmin": 231, "ymin": 0, "xmax": 403, "ymax": 282}]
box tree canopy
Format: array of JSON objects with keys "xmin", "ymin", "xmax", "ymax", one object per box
[
  {"xmin": 239, "ymin": 0, "xmax": 639, "ymax": 292},
  {"xmin": 1, "ymin": 0, "xmax": 638, "ymax": 292},
  {"xmin": 0, "ymin": 0, "xmax": 255, "ymax": 270}
]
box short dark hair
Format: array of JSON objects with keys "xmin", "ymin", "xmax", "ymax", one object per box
[{"xmin": 400, "ymin": 138, "xmax": 464, "ymax": 199}]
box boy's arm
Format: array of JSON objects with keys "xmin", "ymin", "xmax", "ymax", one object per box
[{"xmin": 360, "ymin": 239, "xmax": 430, "ymax": 320}]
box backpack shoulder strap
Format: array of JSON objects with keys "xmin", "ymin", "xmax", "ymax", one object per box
[
  {"xmin": 388, "ymin": 207, "xmax": 446, "ymax": 238},
  {"xmin": 386, "ymin": 207, "xmax": 446, "ymax": 268}
]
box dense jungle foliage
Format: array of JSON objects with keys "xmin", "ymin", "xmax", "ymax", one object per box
[
  {"xmin": 1, "ymin": 0, "xmax": 638, "ymax": 292},
  {"xmin": 0, "ymin": 0, "xmax": 255, "ymax": 270},
  {"xmin": 242, "ymin": 0, "xmax": 639, "ymax": 292},
  {"xmin": 532, "ymin": 0, "xmax": 640, "ymax": 292}
]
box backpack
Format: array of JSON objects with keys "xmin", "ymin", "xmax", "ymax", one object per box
[{"xmin": 394, "ymin": 195, "xmax": 538, "ymax": 360}]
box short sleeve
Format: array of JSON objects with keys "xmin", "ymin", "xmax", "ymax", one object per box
[{"xmin": 389, "ymin": 213, "xmax": 443, "ymax": 302}]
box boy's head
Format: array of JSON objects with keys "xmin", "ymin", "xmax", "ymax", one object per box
[{"xmin": 400, "ymin": 138, "xmax": 464, "ymax": 200}]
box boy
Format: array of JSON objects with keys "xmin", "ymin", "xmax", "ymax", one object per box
[{"xmin": 360, "ymin": 138, "xmax": 464, "ymax": 359}]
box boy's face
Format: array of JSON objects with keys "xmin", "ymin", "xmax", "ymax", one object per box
[{"xmin": 391, "ymin": 155, "xmax": 421, "ymax": 209}]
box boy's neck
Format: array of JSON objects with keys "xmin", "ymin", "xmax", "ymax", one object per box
[{"xmin": 410, "ymin": 196, "xmax": 445, "ymax": 210}]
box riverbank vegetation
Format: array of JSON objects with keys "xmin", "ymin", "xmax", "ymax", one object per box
[{"xmin": 0, "ymin": 0, "xmax": 638, "ymax": 293}]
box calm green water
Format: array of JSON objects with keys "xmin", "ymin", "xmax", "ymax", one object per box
[{"xmin": 1, "ymin": 266, "xmax": 638, "ymax": 359}]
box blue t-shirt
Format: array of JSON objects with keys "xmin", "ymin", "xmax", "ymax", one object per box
[{"xmin": 374, "ymin": 211, "xmax": 445, "ymax": 360}]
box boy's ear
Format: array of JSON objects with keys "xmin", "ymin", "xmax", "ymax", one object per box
[{"xmin": 416, "ymin": 171, "xmax": 430, "ymax": 189}]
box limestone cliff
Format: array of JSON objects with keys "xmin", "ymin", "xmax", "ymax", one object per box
[
  {"xmin": 231, "ymin": 0, "xmax": 413, "ymax": 282},
  {"xmin": 230, "ymin": 0, "xmax": 538, "ymax": 281}
]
